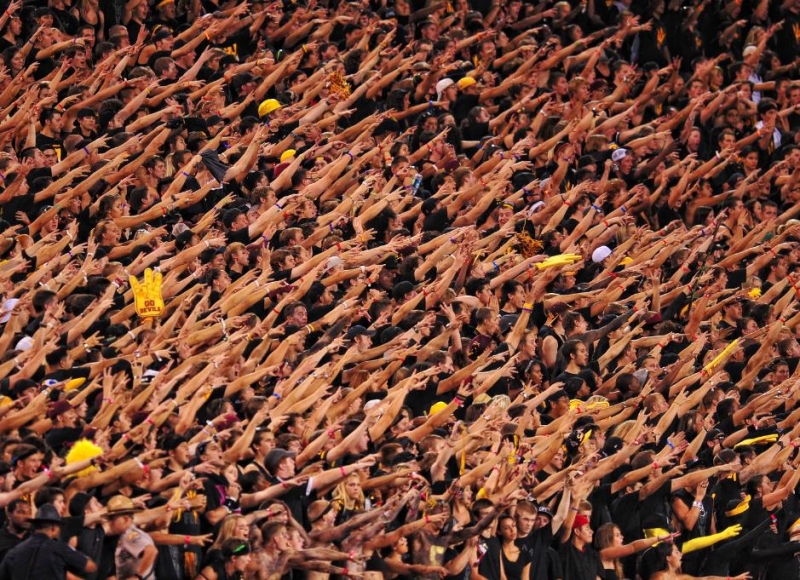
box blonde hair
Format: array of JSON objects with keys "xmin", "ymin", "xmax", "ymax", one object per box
[
  {"xmin": 611, "ymin": 420, "xmax": 637, "ymax": 440},
  {"xmin": 331, "ymin": 472, "xmax": 365, "ymax": 512},
  {"xmin": 210, "ymin": 515, "xmax": 246, "ymax": 551}
]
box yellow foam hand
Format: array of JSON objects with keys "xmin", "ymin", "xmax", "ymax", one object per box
[
  {"xmin": 535, "ymin": 254, "xmax": 583, "ymax": 270},
  {"xmin": 130, "ymin": 268, "xmax": 164, "ymax": 318}
]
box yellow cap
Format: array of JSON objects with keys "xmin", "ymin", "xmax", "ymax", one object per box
[
  {"xmin": 258, "ymin": 99, "xmax": 282, "ymax": 117},
  {"xmin": 619, "ymin": 256, "xmax": 634, "ymax": 266},
  {"xmin": 65, "ymin": 377, "xmax": 86, "ymax": 392},
  {"xmin": 429, "ymin": 401, "xmax": 448, "ymax": 416},
  {"xmin": 280, "ymin": 149, "xmax": 296, "ymax": 163},
  {"xmin": 457, "ymin": 77, "xmax": 476, "ymax": 89}
]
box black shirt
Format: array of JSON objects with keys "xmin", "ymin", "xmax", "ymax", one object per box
[
  {"xmin": 518, "ymin": 526, "xmax": 553, "ymax": 580},
  {"xmin": 0, "ymin": 526, "xmax": 26, "ymax": 563},
  {"xmin": 558, "ymin": 542, "xmax": 603, "ymax": 580},
  {"xmin": 0, "ymin": 532, "xmax": 90, "ymax": 580}
]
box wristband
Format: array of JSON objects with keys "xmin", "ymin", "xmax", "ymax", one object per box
[
  {"xmin": 340, "ymin": 466, "xmax": 347, "ymax": 477},
  {"xmin": 492, "ymin": 261, "xmax": 500, "ymax": 271},
  {"xmin": 271, "ymin": 392, "xmax": 282, "ymax": 400},
  {"xmin": 620, "ymin": 205, "xmax": 628, "ymax": 214},
  {"xmin": 185, "ymin": 535, "xmax": 191, "ymax": 546}
]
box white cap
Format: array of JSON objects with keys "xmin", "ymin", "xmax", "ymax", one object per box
[
  {"xmin": 527, "ymin": 201, "xmax": 545, "ymax": 216},
  {"xmin": 324, "ymin": 256, "xmax": 344, "ymax": 273},
  {"xmin": 592, "ymin": 245, "xmax": 612, "ymax": 263},
  {"xmin": 364, "ymin": 399, "xmax": 381, "ymax": 411},
  {"xmin": 15, "ymin": 336, "xmax": 33, "ymax": 351},
  {"xmin": 611, "ymin": 148, "xmax": 629, "ymax": 162},
  {"xmin": 0, "ymin": 298, "xmax": 18, "ymax": 324},
  {"xmin": 436, "ymin": 78, "xmax": 455, "ymax": 100},
  {"xmin": 171, "ymin": 222, "xmax": 190, "ymax": 237},
  {"xmin": 633, "ymin": 369, "xmax": 649, "ymax": 385}
]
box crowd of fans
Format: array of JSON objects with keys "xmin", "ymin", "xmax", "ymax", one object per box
[{"xmin": 0, "ymin": 0, "xmax": 799, "ymax": 578}]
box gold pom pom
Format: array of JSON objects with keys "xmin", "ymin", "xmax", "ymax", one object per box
[
  {"xmin": 329, "ymin": 70, "xmax": 351, "ymax": 99},
  {"xmin": 515, "ymin": 231, "xmax": 543, "ymax": 258},
  {"xmin": 65, "ymin": 439, "xmax": 103, "ymax": 478}
]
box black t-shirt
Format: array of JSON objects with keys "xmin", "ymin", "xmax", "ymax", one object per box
[
  {"xmin": 558, "ymin": 542, "xmax": 603, "ymax": 580},
  {"xmin": 452, "ymin": 94, "xmax": 480, "ymax": 124},
  {"xmin": 610, "ymin": 490, "xmax": 641, "ymax": 542},
  {"xmin": 266, "ymin": 475, "xmax": 317, "ymax": 528},
  {"xmin": 639, "ymin": 480, "xmax": 673, "ymax": 531},
  {"xmin": 518, "ymin": 526, "xmax": 553, "ymax": 580},
  {"xmin": 36, "ymin": 134, "xmax": 65, "ymax": 162}
]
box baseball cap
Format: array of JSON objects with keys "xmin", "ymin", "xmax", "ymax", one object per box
[
  {"xmin": 264, "ymin": 448, "xmax": 296, "ymax": 473},
  {"xmin": 0, "ymin": 298, "xmax": 18, "ymax": 323},
  {"xmin": 346, "ymin": 325, "xmax": 376, "ymax": 339},
  {"xmin": 611, "ymin": 148, "xmax": 629, "ymax": 162},
  {"xmin": 258, "ymin": 99, "xmax": 282, "ymax": 117},
  {"xmin": 436, "ymin": 78, "xmax": 455, "ymax": 99},
  {"xmin": 592, "ymin": 245, "xmax": 612, "ymax": 263},
  {"xmin": 324, "ymin": 256, "xmax": 344, "ymax": 272},
  {"xmin": 457, "ymin": 77, "xmax": 476, "ymax": 89}
]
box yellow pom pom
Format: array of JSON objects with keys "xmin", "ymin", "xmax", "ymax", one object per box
[
  {"xmin": 65, "ymin": 439, "xmax": 103, "ymax": 478},
  {"xmin": 748, "ymin": 288, "xmax": 761, "ymax": 299}
]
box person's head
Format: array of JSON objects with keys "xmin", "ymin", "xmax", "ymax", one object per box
[
  {"xmin": 514, "ymin": 501, "xmax": 537, "ymax": 536},
  {"xmin": 474, "ymin": 307, "xmax": 499, "ymax": 336},
  {"xmin": 34, "ymin": 487, "xmax": 66, "ymax": 516},
  {"xmin": 333, "ymin": 472, "xmax": 364, "ymax": 509},
  {"xmin": 548, "ymin": 72, "xmax": 568, "ymax": 96},
  {"xmin": 497, "ymin": 515, "xmax": 517, "ymax": 542},
  {"xmin": 5, "ymin": 499, "xmax": 31, "ymax": 532},
  {"xmin": 594, "ymin": 523, "xmax": 624, "ymax": 550},
  {"xmin": 561, "ymin": 339, "xmax": 589, "ymax": 368},
  {"xmin": 104, "ymin": 496, "xmax": 139, "ymax": 535},
  {"xmin": 28, "ymin": 504, "xmax": 62, "ymax": 539},
  {"xmin": 261, "ymin": 522, "xmax": 292, "ymax": 552},
  {"xmin": 571, "ymin": 514, "xmax": 593, "ymax": 545},
  {"xmin": 12, "ymin": 445, "xmax": 44, "ymax": 479},
  {"xmin": 220, "ymin": 538, "xmax": 251, "ymax": 572}
]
